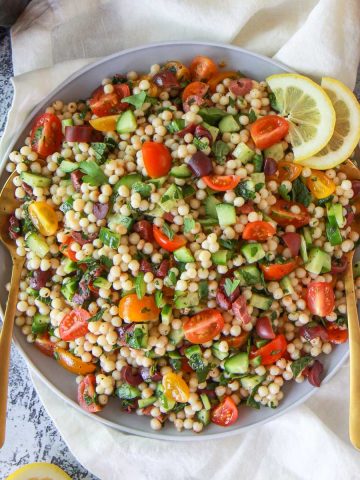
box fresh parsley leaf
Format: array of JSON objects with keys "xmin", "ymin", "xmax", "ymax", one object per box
[
  {"xmin": 121, "ymin": 91, "xmax": 147, "ymax": 109},
  {"xmin": 235, "ymin": 180, "xmax": 256, "ymax": 200},
  {"xmin": 291, "ymin": 178, "xmax": 311, "ymax": 207},
  {"xmin": 278, "ymin": 184, "xmax": 290, "ymax": 201},
  {"xmin": 290, "ymin": 356, "xmax": 313, "ymax": 378},
  {"xmin": 211, "ymin": 140, "xmax": 230, "ymax": 165},
  {"xmin": 198, "ymin": 107, "xmax": 227, "ymax": 126},
  {"xmin": 166, "ymin": 119, "xmax": 185, "ymax": 133},
  {"xmin": 252, "ymin": 154, "xmax": 263, "ymax": 173},
  {"xmin": 135, "ymin": 272, "xmax": 146, "ymax": 299},
  {"xmin": 88, "ymin": 308, "xmax": 105, "ymax": 322},
  {"xmin": 162, "ymin": 222, "xmax": 175, "ymax": 240},
  {"xmin": 91, "ymin": 142, "xmax": 108, "ymax": 165},
  {"xmin": 248, "ymin": 109, "xmax": 257, "ymax": 123},
  {"xmin": 183, "ymin": 216, "xmax": 195, "ymax": 234},
  {"xmin": 126, "ymin": 327, "xmax": 146, "ymax": 349},
  {"xmin": 79, "ymin": 161, "xmax": 107, "ymax": 186},
  {"xmin": 132, "ymin": 182, "xmax": 151, "ymax": 198},
  {"xmin": 224, "ymin": 278, "xmax": 240, "ymax": 297},
  {"xmin": 268, "ymin": 92, "xmax": 280, "ymax": 112},
  {"xmin": 167, "ymin": 270, "xmax": 177, "ymax": 286},
  {"xmin": 100, "ymin": 255, "xmax": 112, "ymax": 270}
]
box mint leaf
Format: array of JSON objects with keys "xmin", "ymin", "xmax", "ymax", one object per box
[
  {"xmin": 162, "ymin": 222, "xmax": 175, "ymax": 240},
  {"xmin": 291, "ymin": 178, "xmax": 311, "ymax": 207},
  {"xmin": 121, "ymin": 91, "xmax": 147, "ymax": 109},
  {"xmin": 224, "ymin": 278, "xmax": 240, "ymax": 297},
  {"xmin": 211, "ymin": 140, "xmax": 230, "ymax": 165},
  {"xmin": 79, "ymin": 161, "xmax": 107, "ymax": 186}
]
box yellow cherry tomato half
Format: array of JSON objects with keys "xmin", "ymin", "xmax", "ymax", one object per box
[
  {"xmin": 118, "ymin": 293, "xmax": 160, "ymax": 322},
  {"xmin": 306, "ymin": 170, "xmax": 336, "ymax": 199},
  {"xmin": 28, "ymin": 201, "xmax": 58, "ymax": 236},
  {"xmin": 54, "ymin": 347, "xmax": 96, "ymax": 375},
  {"xmin": 162, "ymin": 372, "xmax": 190, "ymax": 403},
  {"xmin": 89, "ymin": 114, "xmax": 119, "ymax": 132}
]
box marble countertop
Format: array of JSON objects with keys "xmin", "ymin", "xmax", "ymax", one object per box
[{"xmin": 0, "ymin": 24, "xmax": 359, "ymax": 480}]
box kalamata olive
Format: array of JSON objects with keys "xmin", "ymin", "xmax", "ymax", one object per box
[
  {"xmin": 264, "ymin": 157, "xmax": 278, "ymax": 176},
  {"xmin": 177, "ymin": 124, "xmax": 196, "ymax": 138},
  {"xmin": 194, "ymin": 125, "xmax": 213, "ymax": 145},
  {"xmin": 307, "ymin": 360, "xmax": 324, "ymax": 387},
  {"xmin": 29, "ymin": 269, "xmax": 52, "ymax": 290},
  {"xmin": 139, "ymin": 367, "xmax": 162, "ymax": 382},
  {"xmin": 163, "ymin": 212, "xmax": 174, "ymax": 223},
  {"xmin": 236, "ymin": 201, "xmax": 254, "ymax": 215},
  {"xmin": 331, "ymin": 255, "xmax": 349, "ymax": 274},
  {"xmin": 156, "ymin": 259, "xmax": 170, "ymax": 279},
  {"xmin": 8, "ymin": 214, "xmax": 21, "ymax": 240},
  {"xmin": 229, "ymin": 78, "xmax": 253, "ymax": 96},
  {"xmin": 70, "ymin": 170, "xmax": 84, "ymax": 191},
  {"xmin": 65, "ymin": 125, "xmax": 93, "ymax": 143},
  {"xmin": 282, "ymin": 232, "xmax": 301, "ymax": 257},
  {"xmin": 299, "ymin": 324, "xmax": 329, "ymax": 341},
  {"xmin": 140, "ymin": 259, "xmax": 153, "ymax": 273},
  {"xmin": 351, "ymin": 180, "xmax": 360, "ymax": 198},
  {"xmin": 72, "ymin": 278, "xmax": 91, "ymax": 305},
  {"xmin": 133, "ymin": 220, "xmax": 153, "ymax": 241},
  {"xmin": 71, "ymin": 231, "xmax": 97, "ymax": 245},
  {"xmin": 232, "ymin": 295, "xmax": 251, "ymax": 324},
  {"xmin": 216, "ymin": 290, "xmax": 232, "ymax": 310},
  {"xmin": 121, "ymin": 366, "xmax": 143, "ymax": 386},
  {"xmin": 256, "ymin": 316, "xmax": 275, "ymax": 339},
  {"xmin": 117, "ymin": 324, "xmax": 135, "ymax": 346},
  {"xmin": 188, "ymin": 151, "xmax": 213, "ymax": 177},
  {"xmin": 183, "ymin": 95, "xmax": 206, "ymax": 112},
  {"xmin": 345, "ymin": 205, "xmax": 355, "ymax": 227},
  {"xmin": 93, "ymin": 202, "xmax": 109, "ymax": 220},
  {"xmin": 152, "ymin": 70, "xmax": 179, "ymax": 89},
  {"xmin": 22, "ymin": 182, "xmax": 33, "ymax": 196}
]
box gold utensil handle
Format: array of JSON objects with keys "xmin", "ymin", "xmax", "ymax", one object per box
[
  {"xmin": 345, "ymin": 255, "xmax": 360, "ymax": 450},
  {"xmin": 0, "ymin": 258, "xmax": 23, "ymax": 448}
]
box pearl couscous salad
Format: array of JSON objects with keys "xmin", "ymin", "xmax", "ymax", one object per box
[{"xmin": 6, "ymin": 55, "xmax": 360, "ymax": 432}]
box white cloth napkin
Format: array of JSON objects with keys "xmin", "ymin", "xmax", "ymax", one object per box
[{"xmin": 2, "ymin": 0, "xmax": 360, "ymax": 478}]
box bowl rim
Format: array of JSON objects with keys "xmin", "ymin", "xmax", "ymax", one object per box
[{"xmin": 5, "ymin": 39, "xmax": 350, "ymax": 441}]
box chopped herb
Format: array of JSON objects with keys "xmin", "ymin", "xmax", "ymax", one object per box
[
  {"xmin": 193, "ymin": 137, "xmax": 208, "ymax": 150},
  {"xmin": 141, "ymin": 307, "xmax": 151, "ymax": 313},
  {"xmin": 198, "ymin": 107, "xmax": 227, "ymax": 126},
  {"xmin": 155, "ymin": 290, "xmax": 165, "ymax": 308},
  {"xmin": 135, "ymin": 272, "xmax": 146, "ymax": 299},
  {"xmin": 211, "ymin": 140, "xmax": 230, "ymax": 165},
  {"xmin": 112, "ymin": 75, "xmax": 128, "ymax": 84},
  {"xmin": 229, "ymin": 97, "xmax": 236, "ymax": 108},
  {"xmin": 291, "ymin": 178, "xmax": 311, "ymax": 207},
  {"xmin": 79, "ymin": 161, "xmax": 107, "ymax": 186},
  {"xmin": 145, "ymin": 95, "xmax": 159, "ymax": 106},
  {"xmin": 278, "ymin": 184, "xmax": 290, "ymax": 201},
  {"xmin": 126, "ymin": 327, "xmax": 146, "ymax": 349},
  {"xmin": 268, "ymin": 92, "xmax": 280, "ymax": 112},
  {"xmin": 132, "ymin": 182, "xmax": 152, "ymax": 198},
  {"xmin": 88, "ymin": 308, "xmax": 105, "ymax": 322},
  {"xmin": 79, "ymin": 105, "xmax": 90, "ymax": 120},
  {"xmin": 219, "ymin": 238, "xmax": 237, "ymax": 250},
  {"xmin": 252, "ymin": 154, "xmax": 263, "ymax": 173},
  {"xmin": 167, "ymin": 270, "xmax": 177, "ymax": 286},
  {"xmin": 90, "ymin": 142, "xmax": 108, "ymax": 164},
  {"xmin": 100, "ymin": 255, "xmax": 112, "ymax": 269},
  {"xmin": 22, "ymin": 204, "xmax": 37, "ymax": 234},
  {"xmin": 235, "ymin": 180, "xmax": 256, "ymax": 200},
  {"xmin": 183, "ymin": 216, "xmax": 195, "ymax": 234},
  {"xmin": 166, "ymin": 119, "xmax": 185, "ymax": 133},
  {"xmin": 59, "ymin": 197, "xmax": 74, "ymax": 213},
  {"xmin": 162, "ymin": 222, "xmax": 175, "ymax": 240},
  {"xmin": 317, "ymin": 194, "xmax": 334, "ymax": 206},
  {"xmin": 245, "ymin": 385, "xmax": 261, "ymax": 409},
  {"xmin": 248, "ymin": 109, "xmax": 257, "ymax": 123},
  {"xmin": 121, "ymin": 91, "xmax": 147, "ymax": 109},
  {"xmin": 290, "ymin": 356, "xmax": 313, "ymax": 378},
  {"xmin": 224, "ymin": 278, "xmax": 240, "ymax": 297},
  {"xmin": 33, "ymin": 126, "xmax": 43, "ymax": 141}
]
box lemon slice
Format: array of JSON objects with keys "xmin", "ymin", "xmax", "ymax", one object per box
[
  {"xmin": 297, "ymin": 77, "xmax": 360, "ymax": 170},
  {"xmin": 266, "ymin": 73, "xmax": 336, "ymax": 162},
  {"xmin": 6, "ymin": 462, "xmax": 71, "ymax": 480}
]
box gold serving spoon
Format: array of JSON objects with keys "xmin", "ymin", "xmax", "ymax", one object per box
[{"xmin": 0, "ymin": 171, "xmax": 25, "ymax": 448}]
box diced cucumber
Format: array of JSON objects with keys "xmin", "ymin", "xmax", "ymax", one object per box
[
  {"xmin": 198, "ymin": 107, "xmax": 227, "ymax": 126},
  {"xmin": 302, "ymin": 227, "xmax": 313, "ymax": 247},
  {"xmin": 131, "ymin": 182, "xmax": 152, "ymax": 198},
  {"xmin": 147, "ymin": 176, "xmax": 167, "ymax": 188},
  {"xmin": 200, "ymin": 394, "xmax": 211, "ymax": 411},
  {"xmin": 126, "ymin": 324, "xmax": 148, "ymax": 349},
  {"xmin": 185, "ymin": 345, "xmax": 202, "ymax": 358},
  {"xmin": 61, "ymin": 277, "xmax": 77, "ymax": 301},
  {"xmin": 117, "ymin": 173, "xmax": 142, "ymax": 188},
  {"xmin": 161, "ymin": 304, "xmax": 173, "ymax": 325},
  {"xmin": 63, "ymin": 257, "xmax": 78, "ymax": 274},
  {"xmin": 211, "ymin": 250, "xmax": 230, "ymax": 266},
  {"xmin": 300, "ymin": 234, "xmax": 308, "ymax": 262},
  {"xmin": 144, "ymin": 205, "xmax": 165, "ymax": 218},
  {"xmin": 170, "ymin": 164, "xmax": 192, "ymax": 178},
  {"xmin": 20, "ymin": 172, "xmax": 51, "ymax": 188},
  {"xmin": 93, "ymin": 277, "xmax": 111, "ymax": 289},
  {"xmin": 99, "ymin": 227, "xmax": 120, "ymax": 249},
  {"xmin": 240, "ymin": 375, "xmax": 265, "ymax": 391},
  {"xmin": 218, "ymin": 115, "xmax": 240, "ymax": 133},
  {"xmin": 305, "ymin": 247, "xmax": 331, "ymax": 274},
  {"xmin": 250, "ymin": 293, "xmax": 272, "ymax": 310},
  {"xmin": 212, "ymin": 341, "xmax": 229, "ymax": 360},
  {"xmin": 264, "ymin": 142, "xmax": 284, "ymax": 161},
  {"xmin": 234, "ymin": 265, "xmax": 262, "ymax": 286},
  {"xmin": 107, "ymin": 213, "xmax": 134, "ymax": 232},
  {"xmin": 138, "ymin": 396, "xmax": 157, "ymax": 409},
  {"xmin": 250, "ymin": 172, "xmax": 265, "ymax": 189},
  {"xmin": 280, "ymin": 276, "xmax": 295, "ymax": 295},
  {"xmin": 354, "ymin": 261, "xmax": 360, "ymax": 278},
  {"xmin": 26, "ymin": 233, "xmax": 49, "ymax": 258},
  {"xmin": 326, "ymin": 203, "xmax": 345, "ymax": 228},
  {"xmin": 197, "ymin": 409, "xmax": 211, "ymax": 426},
  {"xmin": 59, "ymin": 160, "xmax": 79, "ymax": 173},
  {"xmin": 158, "ymin": 394, "xmax": 176, "ymax": 412},
  {"xmin": 198, "ymin": 280, "xmax": 209, "ymax": 301},
  {"xmin": 240, "ymin": 243, "xmax": 266, "ymax": 264},
  {"xmin": 232, "ymin": 142, "xmax": 255, "ymax": 163},
  {"xmin": 174, "ymin": 292, "xmax": 199, "ymax": 309},
  {"xmin": 160, "ymin": 184, "xmax": 183, "ymax": 212},
  {"xmin": 116, "ymin": 383, "xmax": 141, "ymax": 399},
  {"xmin": 224, "ymin": 352, "xmax": 249, "ymax": 374},
  {"xmin": 116, "ymin": 110, "xmax": 137, "ymax": 133},
  {"xmin": 325, "ymin": 221, "xmax": 342, "ymax": 246},
  {"xmin": 169, "ymin": 328, "xmax": 184, "ymax": 345},
  {"xmin": 31, "ymin": 313, "xmax": 50, "ymax": 334},
  {"xmin": 250, "ymin": 355, "xmax": 262, "ymax": 367},
  {"xmin": 198, "ymin": 218, "xmax": 219, "ymax": 228},
  {"xmin": 202, "ymin": 122, "xmax": 219, "ymax": 142},
  {"xmin": 173, "ymin": 246, "xmax": 195, "ymax": 263},
  {"xmin": 205, "ymin": 195, "xmax": 220, "ymax": 218},
  {"xmin": 216, "ymin": 203, "xmax": 236, "ymax": 227},
  {"xmin": 62, "ymin": 118, "xmax": 73, "ymax": 133}
]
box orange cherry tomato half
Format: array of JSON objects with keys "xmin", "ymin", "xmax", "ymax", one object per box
[
  {"xmin": 242, "ymin": 221, "xmax": 276, "ymax": 242},
  {"xmin": 306, "ymin": 282, "xmax": 335, "ymax": 316},
  {"xmin": 260, "ymin": 259, "xmax": 298, "ymax": 281},
  {"xmin": 118, "ymin": 293, "xmax": 160, "ymax": 323},
  {"xmin": 34, "ymin": 334, "xmax": 55, "ymax": 357},
  {"xmin": 202, "ymin": 175, "xmax": 241, "ymax": 192},
  {"xmin": 89, "ymin": 84, "xmax": 130, "ymax": 117},
  {"xmin": 182, "ymin": 81, "xmax": 209, "ymax": 102},
  {"xmin": 59, "ymin": 308, "xmax": 90, "ymax": 341},
  {"xmin": 30, "ymin": 113, "xmax": 62, "ymax": 157},
  {"xmin": 207, "ymin": 71, "xmax": 238, "ymax": 92},
  {"xmin": 153, "ymin": 225, "xmax": 186, "ymax": 252},
  {"xmin": 211, "ymin": 396, "xmax": 238, "ymax": 427},
  {"xmin": 306, "ymin": 170, "xmax": 336, "ymax": 199},
  {"xmin": 222, "ymin": 331, "xmax": 249, "ymax": 349},
  {"xmin": 78, "ymin": 374, "xmax": 102, "ymax": 413},
  {"xmin": 142, "ymin": 141, "xmax": 172, "ymax": 178},
  {"xmin": 55, "ymin": 347, "xmax": 96, "ymax": 375},
  {"xmin": 189, "ymin": 56, "xmax": 218, "ymax": 82},
  {"xmin": 183, "ymin": 309, "xmax": 224, "ymax": 344},
  {"xmin": 250, "ymin": 334, "xmax": 288, "ymax": 366},
  {"xmin": 163, "ymin": 61, "xmax": 190, "ymax": 81},
  {"xmin": 250, "ymin": 115, "xmax": 289, "ymax": 150},
  {"xmin": 277, "ymin": 161, "xmax": 303, "ymax": 182},
  {"xmin": 60, "ymin": 235, "xmax": 78, "ymax": 262},
  {"xmin": 162, "ymin": 372, "xmax": 190, "ymax": 403},
  {"xmin": 270, "ymin": 199, "xmax": 310, "ymax": 227},
  {"xmin": 326, "ymin": 323, "xmax": 348, "ymax": 344}
]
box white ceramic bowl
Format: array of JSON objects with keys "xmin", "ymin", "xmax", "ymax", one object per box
[{"xmin": 1, "ymin": 41, "xmax": 352, "ymax": 440}]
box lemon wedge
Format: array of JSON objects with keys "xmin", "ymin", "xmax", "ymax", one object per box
[
  {"xmin": 297, "ymin": 77, "xmax": 360, "ymax": 170},
  {"xmin": 266, "ymin": 73, "xmax": 336, "ymax": 162},
  {"xmin": 6, "ymin": 462, "xmax": 71, "ymax": 480}
]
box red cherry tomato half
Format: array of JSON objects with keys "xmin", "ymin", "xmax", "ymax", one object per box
[
  {"xmin": 306, "ymin": 282, "xmax": 335, "ymax": 317},
  {"xmin": 59, "ymin": 308, "xmax": 90, "ymax": 341},
  {"xmin": 202, "ymin": 175, "xmax": 241, "ymax": 192},
  {"xmin": 260, "ymin": 258, "xmax": 298, "ymax": 281},
  {"xmin": 189, "ymin": 56, "xmax": 218, "ymax": 82},
  {"xmin": 142, "ymin": 141, "xmax": 172, "ymax": 178},
  {"xmin": 250, "ymin": 115, "xmax": 289, "ymax": 150},
  {"xmin": 250, "ymin": 334, "xmax": 288, "ymax": 366},
  {"xmin": 30, "ymin": 113, "xmax": 62, "ymax": 157},
  {"xmin": 89, "ymin": 84, "xmax": 130, "ymax": 117},
  {"xmin": 242, "ymin": 221, "xmax": 276, "ymax": 242},
  {"xmin": 222, "ymin": 331, "xmax": 249, "ymax": 349},
  {"xmin": 211, "ymin": 396, "xmax": 238, "ymax": 427},
  {"xmin": 60, "ymin": 235, "xmax": 78, "ymax": 262},
  {"xmin": 34, "ymin": 334, "xmax": 55, "ymax": 357},
  {"xmin": 153, "ymin": 225, "xmax": 186, "ymax": 252},
  {"xmin": 183, "ymin": 309, "xmax": 224, "ymax": 344},
  {"xmin": 326, "ymin": 323, "xmax": 348, "ymax": 344},
  {"xmin": 78, "ymin": 374, "xmax": 103, "ymax": 413},
  {"xmin": 270, "ymin": 199, "xmax": 310, "ymax": 228},
  {"xmin": 182, "ymin": 81, "xmax": 209, "ymax": 102}
]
